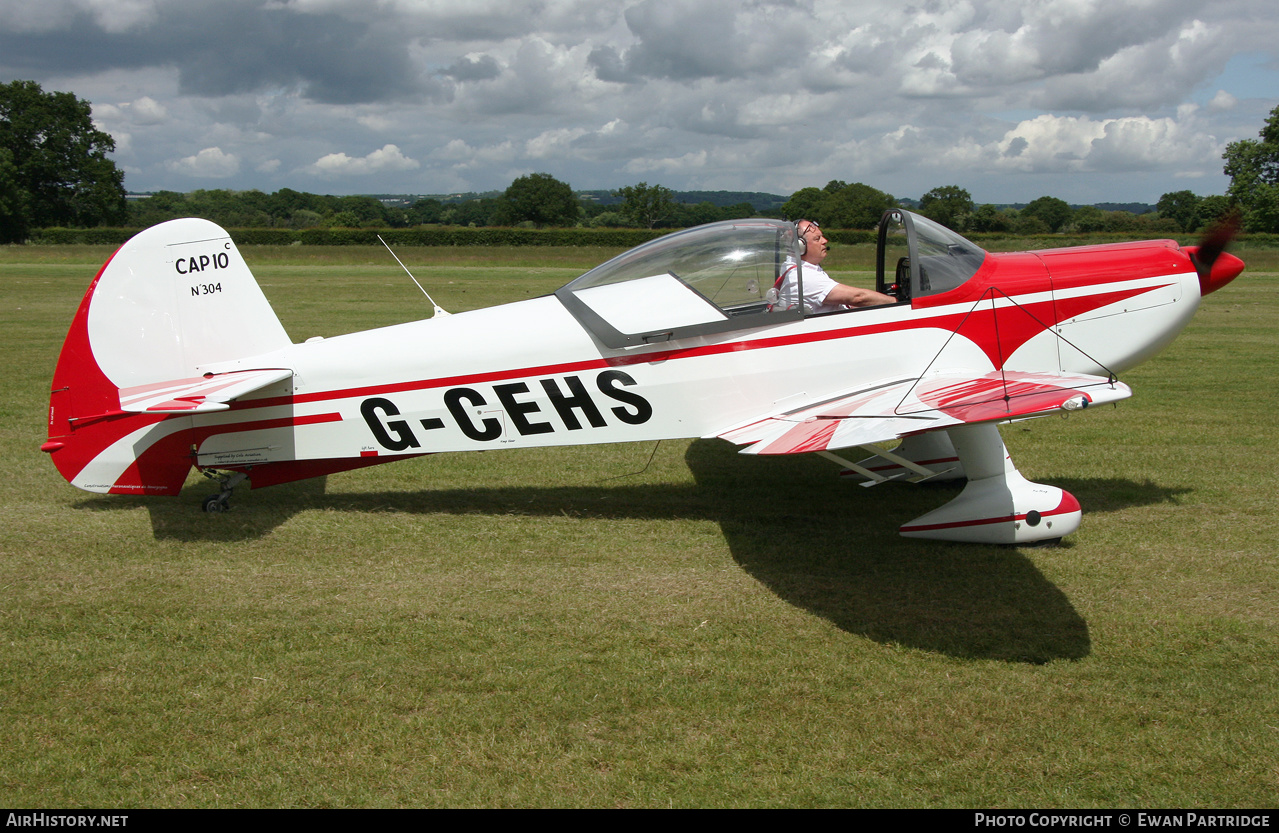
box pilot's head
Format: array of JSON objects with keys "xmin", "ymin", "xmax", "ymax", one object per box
[{"xmin": 796, "ymin": 219, "xmax": 828, "ymax": 266}]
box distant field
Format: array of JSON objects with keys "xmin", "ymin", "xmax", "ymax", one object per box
[{"xmin": 2, "ymin": 244, "xmax": 1276, "ymax": 807}]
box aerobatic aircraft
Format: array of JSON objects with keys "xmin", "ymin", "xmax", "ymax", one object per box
[{"xmin": 42, "ymin": 210, "xmax": 1243, "ymax": 544}]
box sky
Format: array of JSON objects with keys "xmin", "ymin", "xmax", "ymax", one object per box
[{"xmin": 2, "ymin": 0, "xmax": 1277, "ymax": 205}]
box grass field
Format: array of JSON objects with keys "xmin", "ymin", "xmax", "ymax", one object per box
[{"xmin": 2, "ymin": 242, "xmax": 1276, "ymax": 808}]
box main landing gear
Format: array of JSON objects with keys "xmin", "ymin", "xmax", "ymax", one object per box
[
  {"xmin": 200, "ymin": 470, "xmax": 248, "ymax": 513},
  {"xmin": 828, "ymin": 425, "xmax": 1082, "ymax": 544},
  {"xmin": 897, "ymin": 423, "xmax": 1081, "ymax": 545}
]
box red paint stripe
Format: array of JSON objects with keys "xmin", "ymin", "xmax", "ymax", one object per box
[
  {"xmin": 900, "ymin": 514, "xmax": 1017, "ymax": 532},
  {"xmin": 195, "ymin": 411, "xmax": 342, "ymax": 439},
  {"xmin": 237, "ymin": 357, "xmax": 618, "ymax": 410},
  {"xmin": 229, "ymin": 282, "xmax": 1168, "ymax": 413},
  {"xmin": 899, "ymin": 491, "xmax": 1080, "ymax": 533},
  {"xmin": 229, "ymin": 316, "xmax": 934, "ymax": 412}
]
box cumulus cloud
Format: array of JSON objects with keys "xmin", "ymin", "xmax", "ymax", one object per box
[
  {"xmin": 431, "ymin": 139, "xmax": 518, "ymax": 170},
  {"xmin": 458, "ymin": 37, "xmax": 584, "ymax": 116},
  {"xmin": 1208, "ymin": 90, "xmax": 1238, "ymax": 111},
  {"xmin": 930, "ymin": 112, "xmax": 1225, "ymax": 178},
  {"xmin": 168, "ymin": 146, "xmax": 241, "ymax": 178},
  {"xmin": 1034, "ymin": 18, "xmax": 1236, "ymax": 111},
  {"xmin": 624, "ymin": 149, "xmax": 709, "ymax": 175},
  {"xmin": 441, "ymin": 55, "xmax": 502, "ymax": 82},
  {"xmin": 126, "ymin": 96, "xmax": 168, "ymax": 125},
  {"xmin": 1, "ymin": 0, "xmax": 1273, "ymax": 200},
  {"xmin": 309, "ymin": 144, "xmax": 420, "ymax": 176},
  {"xmin": 592, "ymin": 0, "xmax": 807, "ymax": 83},
  {"xmin": 0, "ymin": 0, "xmax": 158, "ymax": 33},
  {"xmin": 525, "ymin": 127, "xmax": 589, "ymax": 159}
]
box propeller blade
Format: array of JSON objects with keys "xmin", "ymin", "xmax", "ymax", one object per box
[{"xmin": 1187, "ymin": 210, "xmax": 1244, "ymax": 296}]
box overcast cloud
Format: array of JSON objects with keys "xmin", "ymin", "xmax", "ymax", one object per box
[{"xmin": 2, "ymin": 0, "xmax": 1276, "ymax": 203}]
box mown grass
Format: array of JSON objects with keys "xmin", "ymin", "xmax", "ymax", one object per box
[{"xmin": 1, "ymin": 243, "xmax": 1276, "ymax": 808}]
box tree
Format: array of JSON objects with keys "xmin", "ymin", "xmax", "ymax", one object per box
[
  {"xmin": 824, "ymin": 182, "xmax": 897, "ymax": 228},
  {"xmin": 779, "ymin": 186, "xmax": 825, "ymax": 222},
  {"xmin": 0, "ymin": 80, "xmax": 126, "ymax": 243},
  {"xmin": 966, "ymin": 204, "xmax": 1012, "ymax": 233},
  {"xmin": 0, "ymin": 148, "xmax": 27, "ymax": 240},
  {"xmin": 918, "ymin": 185, "xmax": 974, "ymax": 230},
  {"xmin": 1223, "ymin": 104, "xmax": 1279, "ymax": 232},
  {"xmin": 1245, "ymin": 184, "xmax": 1279, "ymax": 235},
  {"xmin": 1071, "ymin": 205, "xmax": 1107, "ymax": 233},
  {"xmin": 614, "ymin": 182, "xmax": 676, "ymax": 228},
  {"xmin": 444, "ymin": 197, "xmax": 499, "ymax": 227},
  {"xmin": 673, "ymin": 201, "xmax": 722, "ymax": 227},
  {"xmin": 406, "ymin": 198, "xmax": 444, "ymax": 225},
  {"xmin": 587, "ymin": 210, "xmax": 625, "ymax": 228},
  {"xmin": 1011, "ymin": 213, "xmax": 1051, "ymax": 235},
  {"xmin": 1100, "ymin": 210, "xmax": 1140, "ymax": 232},
  {"xmin": 1021, "ymin": 196, "xmax": 1072, "ymax": 233},
  {"xmin": 782, "ymin": 181, "xmax": 896, "ymax": 228},
  {"xmin": 1196, "ymin": 194, "xmax": 1232, "ymax": 230},
  {"xmin": 496, "ymin": 172, "xmax": 579, "ymax": 227},
  {"xmin": 1156, "ymin": 190, "xmax": 1202, "ymax": 232}
]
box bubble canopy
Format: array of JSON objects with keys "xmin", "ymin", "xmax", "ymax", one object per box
[
  {"xmin": 553, "ymin": 211, "xmax": 990, "ymax": 349},
  {"xmin": 555, "ymin": 219, "xmax": 806, "ymax": 348}
]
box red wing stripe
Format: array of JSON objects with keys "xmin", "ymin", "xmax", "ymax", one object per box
[{"xmin": 755, "ymin": 419, "xmax": 840, "ymax": 455}]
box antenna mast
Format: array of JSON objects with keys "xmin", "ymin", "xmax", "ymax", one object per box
[{"xmin": 378, "ymin": 235, "xmax": 450, "ymax": 317}]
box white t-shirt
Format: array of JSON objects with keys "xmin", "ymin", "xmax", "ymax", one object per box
[{"xmin": 776, "ymin": 259, "xmax": 843, "ymax": 314}]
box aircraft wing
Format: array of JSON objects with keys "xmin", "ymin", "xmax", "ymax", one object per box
[
  {"xmin": 715, "ymin": 370, "xmax": 1131, "ymax": 456},
  {"xmin": 117, "ymin": 368, "xmax": 293, "ymax": 414}
]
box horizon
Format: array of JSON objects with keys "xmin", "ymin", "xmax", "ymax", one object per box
[{"xmin": 120, "ymin": 186, "xmax": 1162, "ymax": 212}]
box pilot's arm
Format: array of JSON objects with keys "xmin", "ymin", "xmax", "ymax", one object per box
[{"xmin": 822, "ymin": 283, "xmax": 895, "ymax": 308}]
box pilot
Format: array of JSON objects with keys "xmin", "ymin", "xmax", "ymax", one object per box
[{"xmin": 775, "ymin": 220, "xmax": 895, "ymax": 313}]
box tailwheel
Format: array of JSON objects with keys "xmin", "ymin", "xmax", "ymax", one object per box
[
  {"xmin": 199, "ymin": 469, "xmax": 248, "ymax": 514},
  {"xmin": 202, "ymin": 494, "xmax": 230, "ymax": 513}
]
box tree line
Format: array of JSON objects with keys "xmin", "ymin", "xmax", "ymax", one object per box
[
  {"xmin": 5, "ymin": 78, "xmax": 1279, "ymax": 244},
  {"xmin": 117, "ymin": 179, "xmax": 1235, "ymax": 240},
  {"xmin": 124, "ymin": 178, "xmax": 762, "ymax": 232},
  {"xmin": 912, "ymin": 188, "xmax": 1233, "ymax": 236}
]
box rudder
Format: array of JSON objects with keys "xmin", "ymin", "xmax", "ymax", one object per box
[{"xmin": 45, "ymin": 219, "xmax": 292, "ymax": 495}]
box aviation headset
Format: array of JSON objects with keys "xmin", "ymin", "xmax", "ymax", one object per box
[{"xmin": 795, "ymin": 220, "xmax": 818, "ymax": 255}]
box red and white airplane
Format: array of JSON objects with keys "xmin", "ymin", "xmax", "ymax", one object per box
[{"xmin": 43, "ymin": 210, "xmax": 1243, "ymax": 544}]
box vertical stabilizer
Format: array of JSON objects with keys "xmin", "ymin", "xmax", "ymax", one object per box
[
  {"xmin": 85, "ymin": 218, "xmax": 290, "ymax": 386},
  {"xmin": 45, "ymin": 219, "xmax": 292, "ymax": 495}
]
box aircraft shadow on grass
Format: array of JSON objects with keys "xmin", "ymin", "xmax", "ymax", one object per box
[{"xmin": 78, "ymin": 440, "xmax": 1189, "ymax": 664}]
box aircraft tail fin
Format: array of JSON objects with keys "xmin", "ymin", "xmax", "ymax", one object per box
[{"xmin": 44, "ymin": 219, "xmax": 293, "ymax": 495}]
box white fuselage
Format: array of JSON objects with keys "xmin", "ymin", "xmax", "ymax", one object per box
[{"xmin": 192, "ymin": 265, "xmax": 1201, "ymax": 470}]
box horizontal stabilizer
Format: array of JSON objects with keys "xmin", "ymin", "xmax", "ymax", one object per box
[
  {"xmin": 118, "ymin": 368, "xmax": 293, "ymax": 414},
  {"xmin": 717, "ymin": 370, "xmax": 1130, "ymax": 456}
]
